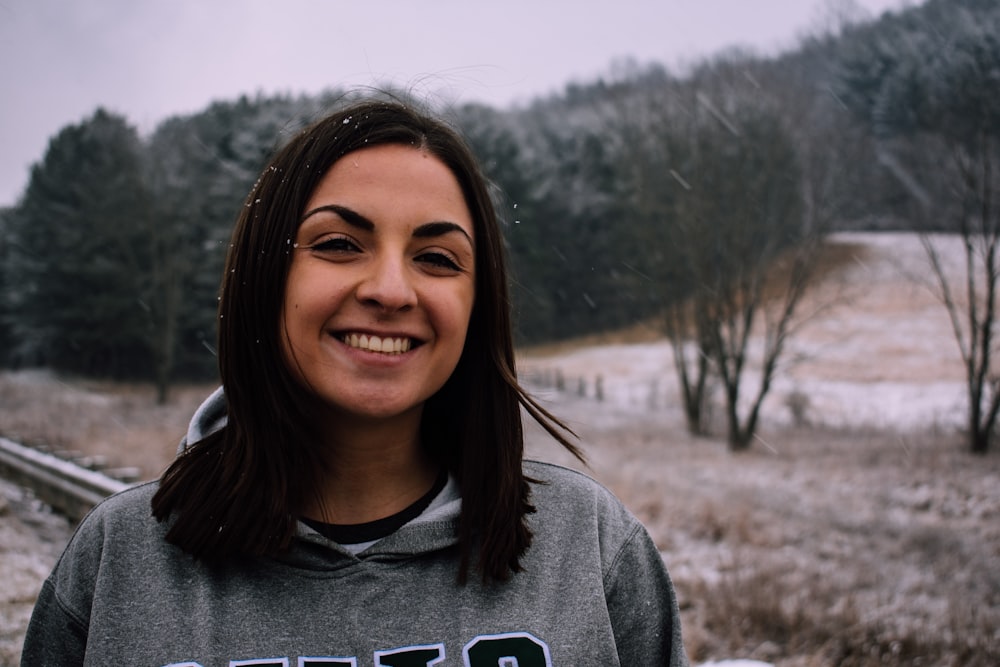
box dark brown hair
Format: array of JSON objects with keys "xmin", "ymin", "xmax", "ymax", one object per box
[{"xmin": 152, "ymin": 97, "xmax": 580, "ymax": 582}]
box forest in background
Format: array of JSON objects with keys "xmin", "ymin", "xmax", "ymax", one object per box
[{"xmin": 1, "ymin": 0, "xmax": 996, "ymax": 404}]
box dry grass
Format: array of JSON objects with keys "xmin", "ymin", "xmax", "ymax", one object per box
[
  {"xmin": 524, "ymin": 400, "xmax": 1000, "ymax": 666},
  {"xmin": 0, "ymin": 370, "xmax": 213, "ymax": 481},
  {"xmin": 3, "ymin": 371, "xmax": 997, "ymax": 665}
]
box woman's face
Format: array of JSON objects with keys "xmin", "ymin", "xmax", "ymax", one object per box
[{"xmin": 281, "ymin": 143, "xmax": 476, "ymax": 426}]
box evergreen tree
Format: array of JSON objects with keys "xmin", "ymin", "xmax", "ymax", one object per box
[
  {"xmin": 5, "ymin": 109, "xmax": 153, "ymax": 378},
  {"xmin": 500, "ymin": 95, "xmax": 648, "ymax": 342},
  {"xmin": 145, "ymin": 93, "xmax": 334, "ymax": 388},
  {"xmin": 0, "ymin": 206, "xmax": 15, "ymax": 367}
]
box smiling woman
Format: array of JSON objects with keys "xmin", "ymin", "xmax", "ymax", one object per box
[{"xmin": 20, "ymin": 97, "xmax": 689, "ymax": 666}]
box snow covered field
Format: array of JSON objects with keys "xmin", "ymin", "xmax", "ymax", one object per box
[{"xmin": 521, "ymin": 232, "xmax": 969, "ymax": 435}]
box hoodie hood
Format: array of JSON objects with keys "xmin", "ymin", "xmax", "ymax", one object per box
[
  {"xmin": 176, "ymin": 386, "xmax": 463, "ymax": 566},
  {"xmin": 178, "ymin": 385, "xmax": 228, "ymax": 454}
]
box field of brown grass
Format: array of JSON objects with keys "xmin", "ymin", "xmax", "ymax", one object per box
[{"xmin": 523, "ymin": 392, "xmax": 1000, "ymax": 665}]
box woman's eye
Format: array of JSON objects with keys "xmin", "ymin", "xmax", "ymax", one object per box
[
  {"xmin": 311, "ymin": 237, "xmax": 360, "ymax": 254},
  {"xmin": 416, "ymin": 251, "xmax": 461, "ymax": 272}
]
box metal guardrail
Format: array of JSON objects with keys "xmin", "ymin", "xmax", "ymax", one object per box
[{"xmin": 0, "ymin": 437, "xmax": 134, "ymax": 521}]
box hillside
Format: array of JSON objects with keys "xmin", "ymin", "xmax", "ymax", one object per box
[{"xmin": 520, "ymin": 231, "xmax": 968, "ymax": 434}]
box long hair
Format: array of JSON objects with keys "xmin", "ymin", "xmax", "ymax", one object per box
[{"xmin": 152, "ymin": 97, "xmax": 581, "ymax": 582}]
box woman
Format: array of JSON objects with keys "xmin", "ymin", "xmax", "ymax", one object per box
[{"xmin": 22, "ymin": 98, "xmax": 688, "ymax": 666}]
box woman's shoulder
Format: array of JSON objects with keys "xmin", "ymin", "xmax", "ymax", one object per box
[
  {"xmin": 81, "ymin": 480, "xmax": 160, "ymax": 528},
  {"xmin": 42, "ymin": 482, "xmax": 167, "ymax": 611},
  {"xmin": 523, "ymin": 459, "xmax": 642, "ymax": 537},
  {"xmin": 520, "ymin": 460, "xmax": 668, "ymax": 592},
  {"xmin": 57, "ymin": 482, "xmax": 165, "ymax": 565},
  {"xmin": 524, "ymin": 459, "xmax": 620, "ymax": 501}
]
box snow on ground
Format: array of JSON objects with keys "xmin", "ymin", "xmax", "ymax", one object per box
[{"xmin": 521, "ymin": 232, "xmax": 969, "ymax": 435}]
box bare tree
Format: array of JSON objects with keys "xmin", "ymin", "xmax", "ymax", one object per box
[
  {"xmin": 602, "ymin": 76, "xmax": 717, "ymax": 435},
  {"xmin": 923, "ymin": 228, "xmax": 1000, "ymax": 454},
  {"xmin": 618, "ymin": 56, "xmax": 828, "ymax": 448},
  {"xmin": 838, "ymin": 2, "xmax": 1000, "ymax": 452}
]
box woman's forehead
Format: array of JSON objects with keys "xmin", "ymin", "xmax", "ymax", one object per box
[{"xmin": 301, "ymin": 145, "xmax": 473, "ymax": 230}]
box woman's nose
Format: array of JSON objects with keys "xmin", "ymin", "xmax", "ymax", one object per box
[{"xmin": 355, "ymin": 255, "xmax": 417, "ymax": 312}]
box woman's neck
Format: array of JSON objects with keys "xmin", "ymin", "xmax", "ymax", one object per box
[{"xmin": 302, "ymin": 408, "xmax": 440, "ymax": 526}]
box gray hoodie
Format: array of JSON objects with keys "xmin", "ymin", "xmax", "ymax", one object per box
[{"xmin": 22, "ymin": 389, "xmax": 688, "ymax": 666}]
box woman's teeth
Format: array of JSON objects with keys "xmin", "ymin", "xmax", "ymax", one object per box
[{"xmin": 342, "ymin": 333, "xmax": 412, "ymax": 354}]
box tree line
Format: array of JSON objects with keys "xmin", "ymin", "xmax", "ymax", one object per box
[{"xmin": 2, "ymin": 0, "xmax": 998, "ymax": 451}]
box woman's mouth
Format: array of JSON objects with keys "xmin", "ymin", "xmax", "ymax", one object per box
[{"xmin": 340, "ymin": 333, "xmax": 413, "ymax": 354}]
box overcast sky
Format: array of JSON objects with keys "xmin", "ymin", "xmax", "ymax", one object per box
[{"xmin": 0, "ymin": 0, "xmax": 913, "ymax": 207}]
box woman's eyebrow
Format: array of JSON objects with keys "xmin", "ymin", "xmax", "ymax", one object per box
[
  {"xmin": 413, "ymin": 221, "xmax": 474, "ymax": 247},
  {"xmin": 301, "ymin": 204, "xmax": 373, "ymax": 231},
  {"xmin": 301, "ymin": 205, "xmax": 472, "ymax": 246}
]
